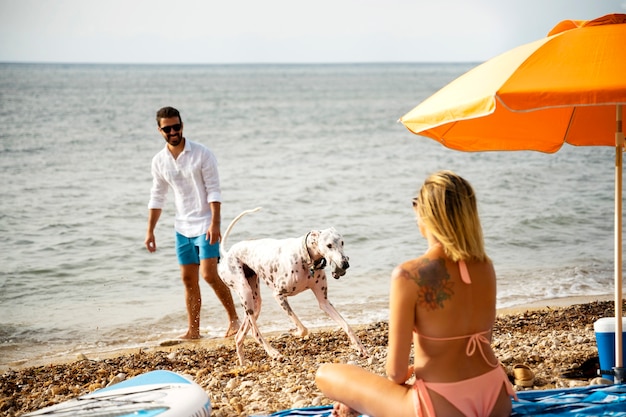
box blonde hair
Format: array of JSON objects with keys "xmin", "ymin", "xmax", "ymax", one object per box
[{"xmin": 415, "ymin": 170, "xmax": 487, "ymax": 262}]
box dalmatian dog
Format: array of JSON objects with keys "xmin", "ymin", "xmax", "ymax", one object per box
[{"xmin": 218, "ymin": 207, "xmax": 368, "ymax": 365}]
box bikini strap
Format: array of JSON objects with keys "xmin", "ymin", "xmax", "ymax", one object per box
[
  {"xmin": 416, "ymin": 330, "xmax": 499, "ymax": 367},
  {"xmin": 466, "ymin": 332, "xmax": 500, "ymax": 368},
  {"xmin": 413, "ymin": 379, "xmax": 436, "ymax": 417},
  {"xmin": 459, "ymin": 260, "xmax": 471, "ymax": 284}
]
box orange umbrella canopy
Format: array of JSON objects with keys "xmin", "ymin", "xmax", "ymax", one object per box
[{"xmin": 399, "ymin": 14, "xmax": 626, "ymax": 152}]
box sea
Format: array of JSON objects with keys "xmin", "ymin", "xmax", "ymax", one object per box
[{"xmin": 0, "ymin": 62, "xmax": 622, "ymax": 370}]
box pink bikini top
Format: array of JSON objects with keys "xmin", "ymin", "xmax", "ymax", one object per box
[{"xmin": 414, "ymin": 260, "xmax": 499, "ymax": 368}]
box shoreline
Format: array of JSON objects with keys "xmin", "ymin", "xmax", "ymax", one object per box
[
  {"xmin": 2, "ymin": 294, "xmax": 624, "ymax": 416},
  {"xmin": 496, "ymin": 293, "xmax": 615, "ymax": 314},
  {"xmin": 0, "ymin": 295, "xmax": 614, "ymax": 374},
  {"xmin": 2, "ymin": 294, "xmax": 615, "ymax": 373}
]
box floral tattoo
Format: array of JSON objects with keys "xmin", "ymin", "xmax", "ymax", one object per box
[{"xmin": 413, "ymin": 258, "xmax": 454, "ymax": 310}]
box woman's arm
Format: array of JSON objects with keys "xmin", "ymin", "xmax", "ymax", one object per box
[{"xmin": 386, "ymin": 265, "xmax": 417, "ymax": 384}]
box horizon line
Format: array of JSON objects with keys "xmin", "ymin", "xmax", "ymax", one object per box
[{"xmin": 0, "ymin": 60, "xmax": 481, "ymax": 66}]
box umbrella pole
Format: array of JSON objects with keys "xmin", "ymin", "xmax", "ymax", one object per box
[{"xmin": 615, "ymin": 104, "xmax": 624, "ymax": 384}]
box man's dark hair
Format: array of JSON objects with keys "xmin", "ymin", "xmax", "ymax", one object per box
[{"xmin": 156, "ymin": 107, "xmax": 182, "ymax": 125}]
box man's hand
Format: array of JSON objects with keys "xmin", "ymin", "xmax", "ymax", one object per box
[
  {"xmin": 206, "ymin": 223, "xmax": 221, "ymax": 245},
  {"xmin": 145, "ymin": 232, "xmax": 157, "ymax": 252}
]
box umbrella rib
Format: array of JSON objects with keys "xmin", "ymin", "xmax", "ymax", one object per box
[
  {"xmin": 496, "ymin": 95, "xmax": 626, "ymax": 113},
  {"xmin": 563, "ymin": 107, "xmax": 576, "ymax": 144}
]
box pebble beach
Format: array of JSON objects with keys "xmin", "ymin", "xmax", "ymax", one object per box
[{"xmin": 1, "ymin": 298, "xmax": 624, "ymax": 417}]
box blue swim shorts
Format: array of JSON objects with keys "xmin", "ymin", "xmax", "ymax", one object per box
[{"xmin": 175, "ymin": 232, "xmax": 220, "ymax": 265}]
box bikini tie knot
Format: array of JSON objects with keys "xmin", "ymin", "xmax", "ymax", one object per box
[{"xmin": 466, "ymin": 333, "xmax": 499, "ymax": 368}]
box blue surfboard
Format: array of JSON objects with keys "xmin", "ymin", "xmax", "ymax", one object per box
[{"xmin": 24, "ymin": 370, "xmax": 211, "ymax": 416}]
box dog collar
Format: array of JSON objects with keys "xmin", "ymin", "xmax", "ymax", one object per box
[
  {"xmin": 309, "ymin": 258, "xmax": 327, "ymax": 277},
  {"xmin": 303, "ymin": 232, "xmax": 327, "ymax": 276}
]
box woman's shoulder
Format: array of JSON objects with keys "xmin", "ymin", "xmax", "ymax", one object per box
[
  {"xmin": 393, "ymin": 256, "xmax": 424, "ymax": 278},
  {"xmin": 393, "ymin": 255, "xmax": 445, "ymax": 284}
]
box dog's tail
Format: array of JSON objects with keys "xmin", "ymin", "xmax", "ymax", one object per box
[{"xmin": 220, "ymin": 207, "xmax": 262, "ymax": 254}]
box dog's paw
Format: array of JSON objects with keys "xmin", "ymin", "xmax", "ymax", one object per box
[{"xmin": 289, "ymin": 327, "xmax": 309, "ymax": 338}]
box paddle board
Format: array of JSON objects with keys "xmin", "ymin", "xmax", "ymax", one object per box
[{"xmin": 24, "ymin": 370, "xmax": 211, "ymax": 417}]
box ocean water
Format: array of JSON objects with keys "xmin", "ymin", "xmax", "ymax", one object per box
[{"xmin": 0, "ymin": 63, "xmax": 622, "ymax": 370}]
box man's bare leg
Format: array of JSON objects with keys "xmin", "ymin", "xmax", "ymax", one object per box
[
  {"xmin": 180, "ymin": 263, "xmax": 202, "ymax": 339},
  {"xmin": 200, "ymin": 258, "xmax": 240, "ymax": 337}
]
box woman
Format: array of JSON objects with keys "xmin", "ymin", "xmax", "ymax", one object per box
[{"xmin": 315, "ymin": 171, "xmax": 517, "ymax": 417}]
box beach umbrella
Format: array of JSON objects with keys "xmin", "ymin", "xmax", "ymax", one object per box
[{"xmin": 399, "ymin": 13, "xmax": 626, "ymax": 382}]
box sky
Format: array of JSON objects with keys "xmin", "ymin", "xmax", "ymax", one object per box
[{"xmin": 0, "ymin": 0, "xmax": 624, "ymax": 64}]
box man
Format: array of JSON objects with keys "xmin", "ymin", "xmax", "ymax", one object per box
[{"xmin": 145, "ymin": 106, "xmax": 239, "ymax": 339}]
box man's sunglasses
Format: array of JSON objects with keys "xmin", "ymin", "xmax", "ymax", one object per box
[{"xmin": 160, "ymin": 124, "xmax": 182, "ymax": 134}]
